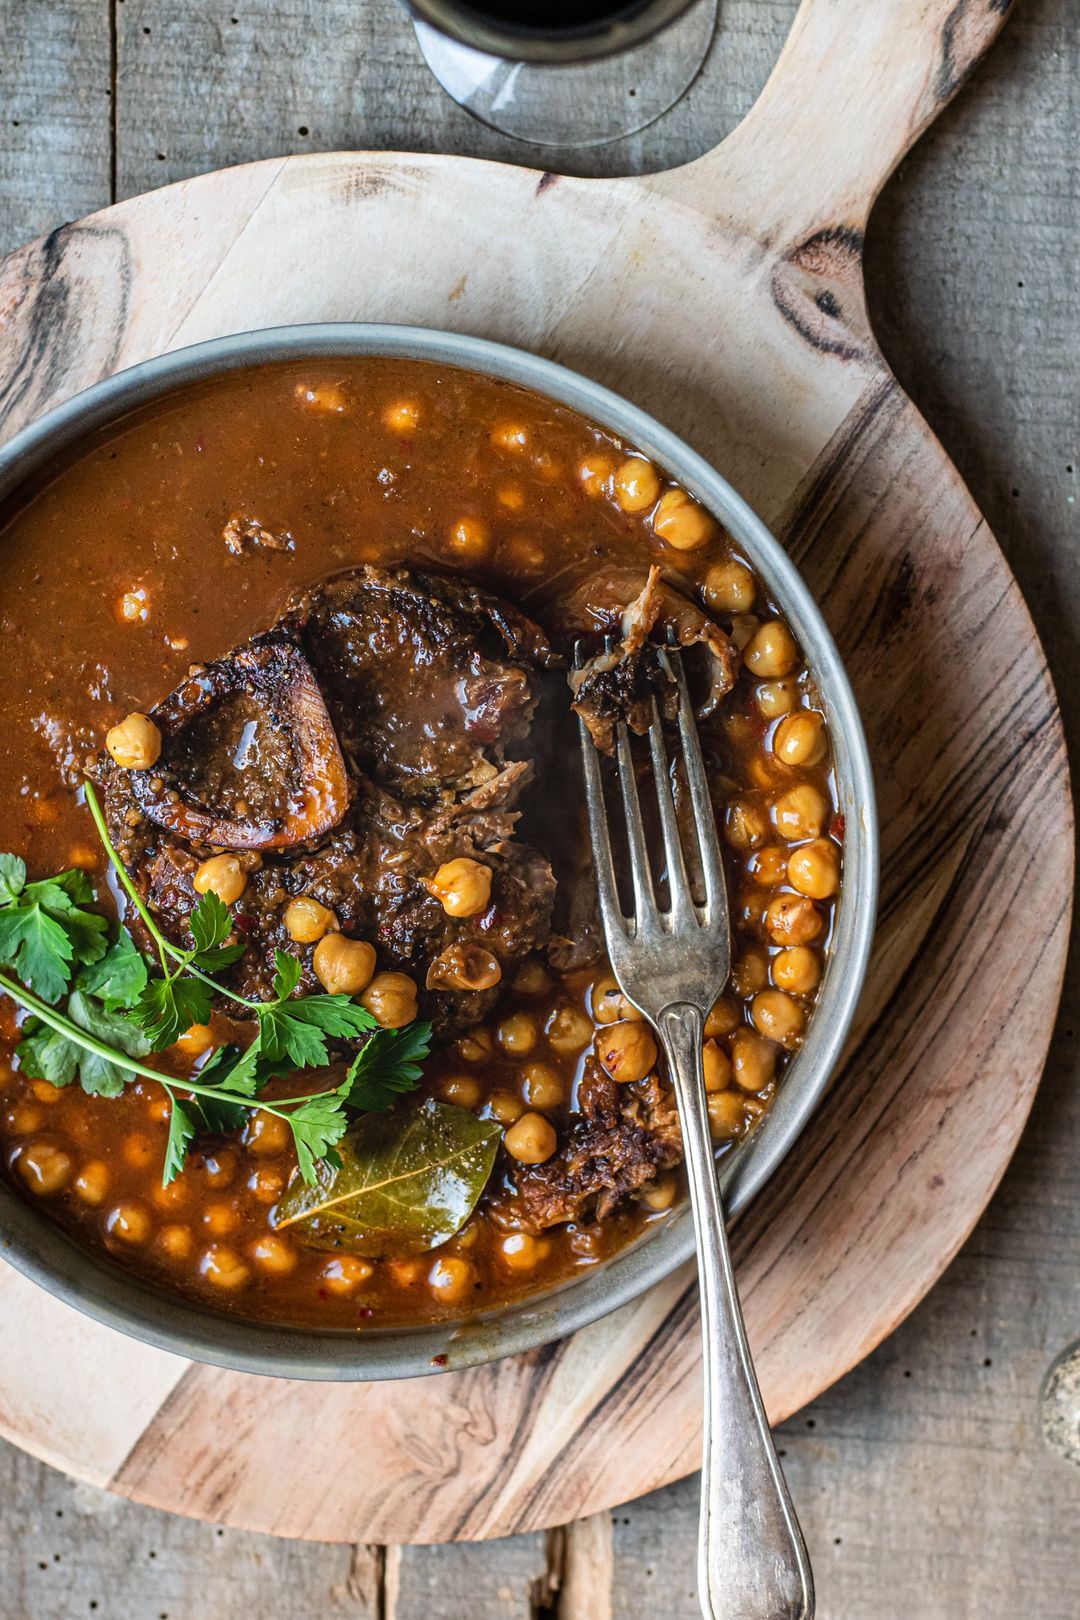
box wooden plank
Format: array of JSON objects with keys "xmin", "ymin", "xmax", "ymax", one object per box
[
  {"xmin": 0, "ymin": 0, "xmax": 111, "ymax": 256},
  {"xmin": 0, "ymin": 0, "xmax": 1076, "ymax": 1617},
  {"xmin": 112, "ymin": 0, "xmax": 797, "ymax": 197}
]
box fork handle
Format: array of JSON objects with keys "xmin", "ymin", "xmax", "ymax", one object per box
[{"xmin": 658, "ymin": 1003, "xmax": 815, "ymax": 1620}]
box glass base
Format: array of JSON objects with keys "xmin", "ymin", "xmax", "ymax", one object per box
[{"xmin": 413, "ymin": 0, "xmax": 718, "ymax": 148}]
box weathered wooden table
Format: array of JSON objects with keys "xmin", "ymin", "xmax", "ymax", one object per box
[{"xmin": 0, "ymin": 3, "xmax": 1076, "ymax": 1616}]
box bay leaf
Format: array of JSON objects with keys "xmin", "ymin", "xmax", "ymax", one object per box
[{"xmin": 274, "ymin": 1098, "xmax": 502, "ymax": 1257}]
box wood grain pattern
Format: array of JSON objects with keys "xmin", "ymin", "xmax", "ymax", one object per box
[{"xmin": 0, "ymin": 0, "xmax": 1071, "ymax": 1554}]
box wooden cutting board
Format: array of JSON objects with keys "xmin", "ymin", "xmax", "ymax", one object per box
[{"xmin": 0, "ymin": 0, "xmax": 1070, "ymax": 1545}]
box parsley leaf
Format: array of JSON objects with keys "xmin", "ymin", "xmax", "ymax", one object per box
[
  {"xmin": 258, "ymin": 1004, "xmax": 330, "ymax": 1070},
  {"xmin": 133, "ymin": 974, "xmax": 214, "ymax": 1051},
  {"xmin": 188, "ymin": 890, "xmax": 232, "ymax": 955},
  {"xmin": 287, "ymin": 1081, "xmax": 352, "ymax": 1183},
  {"xmin": 0, "ymin": 854, "xmax": 26, "ymax": 904},
  {"xmin": 281, "ymin": 996, "xmax": 378, "ymax": 1040},
  {"xmin": 0, "ymin": 905, "xmax": 74, "ymax": 1002},
  {"xmin": 163, "ymin": 1097, "xmax": 197, "ymax": 1184},
  {"xmin": 345, "ymin": 1021, "xmax": 433, "ymax": 1113},
  {"xmin": 76, "ymin": 929, "xmax": 148, "ymax": 1010},
  {"xmin": 273, "ymin": 949, "xmax": 304, "ymax": 1001},
  {"xmin": 19, "ymin": 988, "xmax": 153, "ymax": 1097}
]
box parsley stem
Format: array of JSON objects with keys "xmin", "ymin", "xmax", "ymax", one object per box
[
  {"xmin": 82, "ymin": 781, "xmax": 262, "ymax": 1012},
  {"xmin": 0, "ymin": 969, "xmax": 333, "ymax": 1115}
]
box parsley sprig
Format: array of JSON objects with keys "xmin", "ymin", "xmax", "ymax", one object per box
[{"xmin": 0, "ymin": 784, "xmax": 432, "ymax": 1185}]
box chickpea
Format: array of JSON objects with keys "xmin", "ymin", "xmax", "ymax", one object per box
[
  {"xmin": 752, "ymin": 989, "xmax": 806, "ymax": 1049},
  {"xmin": 503, "ymin": 534, "xmax": 545, "ymax": 573},
  {"xmin": 153, "ymin": 1177, "xmax": 189, "ymax": 1212},
  {"xmin": 787, "ymin": 838, "xmax": 840, "ymax": 900},
  {"xmin": 247, "ymin": 1167, "xmax": 284, "ymax": 1205},
  {"xmin": 447, "ymin": 516, "xmax": 491, "ymax": 562},
  {"xmin": 742, "ymin": 620, "xmax": 799, "ymax": 679},
  {"xmin": 200, "ymin": 1244, "xmax": 251, "ymax": 1290},
  {"xmin": 772, "ymin": 783, "xmax": 829, "ymax": 841},
  {"xmin": 426, "ymin": 857, "xmax": 492, "ymax": 918},
  {"xmin": 193, "ymin": 854, "xmax": 246, "ymax": 907},
  {"xmin": 427, "ymin": 943, "xmax": 501, "ymax": 992},
  {"xmin": 521, "ymin": 1062, "xmax": 564, "ymax": 1111},
  {"xmin": 730, "ymin": 1029, "xmax": 778, "ymax": 1092},
  {"xmin": 360, "ymin": 971, "xmax": 419, "ymax": 1028},
  {"xmin": 158, "ymin": 1223, "xmax": 193, "ymax": 1261},
  {"xmin": 590, "ymin": 972, "xmax": 642, "ymax": 1025},
  {"xmin": 245, "ymin": 1109, "xmax": 292, "ymax": 1157},
  {"xmin": 199, "ymin": 1147, "xmax": 237, "ymax": 1188},
  {"xmin": 702, "ymin": 558, "xmax": 756, "ymax": 614},
  {"xmin": 578, "ymin": 454, "xmax": 614, "ymax": 496},
  {"xmin": 107, "ymin": 1203, "xmax": 152, "ymax": 1244},
  {"xmin": 322, "ymin": 1255, "xmax": 374, "ymax": 1295},
  {"xmin": 382, "ymin": 399, "xmax": 420, "ymax": 433},
  {"xmin": 514, "ymin": 959, "xmax": 551, "ymax": 997},
  {"xmin": 756, "ymin": 678, "xmax": 800, "ymax": 720},
  {"xmin": 707, "ymin": 1090, "xmax": 746, "ymax": 1141},
  {"xmin": 596, "ymin": 1020, "xmax": 657, "ymax": 1084},
  {"xmin": 773, "ymin": 710, "xmax": 827, "ymax": 767},
  {"xmin": 772, "ymin": 946, "xmax": 821, "ymax": 996},
  {"xmin": 488, "ymin": 1089, "xmax": 525, "ymax": 1126},
  {"xmin": 702, "ymin": 1040, "xmax": 732, "ymax": 1093},
  {"xmin": 455, "ymin": 1026, "xmax": 495, "ymax": 1064},
  {"xmin": 29, "ymin": 1078, "xmax": 61, "ymax": 1104},
  {"xmin": 495, "ymin": 1011, "xmax": 538, "ymax": 1056},
  {"xmin": 312, "ymin": 933, "xmax": 376, "ymax": 995},
  {"xmin": 16, "ymin": 1139, "xmax": 72, "ymax": 1196},
  {"xmin": 505, "ymin": 1111, "xmax": 557, "ymax": 1165},
  {"xmin": 498, "ymin": 1232, "xmax": 551, "ymax": 1271},
  {"xmin": 652, "ymin": 487, "xmax": 715, "ymax": 551},
  {"xmin": 740, "ymin": 891, "xmax": 769, "ymax": 930},
  {"xmin": 123, "ymin": 1131, "xmax": 157, "ymax": 1170},
  {"xmin": 105, "ymin": 712, "xmax": 161, "ymax": 771},
  {"xmin": 490, "ymin": 421, "xmax": 528, "ymax": 451},
  {"xmin": 66, "ymin": 844, "xmax": 99, "ymax": 871},
  {"xmin": 497, "ymin": 482, "xmax": 525, "ymax": 511},
  {"xmin": 724, "ymin": 798, "xmax": 770, "ymax": 851},
  {"xmin": 731, "ymin": 951, "xmax": 769, "ymax": 997},
  {"xmin": 389, "ymin": 1257, "xmax": 423, "ymax": 1288},
  {"xmin": 748, "ymin": 845, "xmax": 789, "ymax": 888},
  {"xmin": 705, "ymin": 997, "xmax": 740, "ymax": 1038},
  {"xmin": 283, "ymin": 894, "xmax": 336, "ymax": 943},
  {"xmin": 117, "ymin": 587, "xmax": 149, "ymax": 624},
  {"xmin": 545, "ymin": 1003, "xmax": 594, "ymax": 1055},
  {"xmin": 295, "ymin": 381, "xmax": 347, "ymax": 414},
  {"xmin": 439, "ymin": 1074, "xmax": 483, "ymax": 1109},
  {"xmin": 765, "ymin": 894, "xmax": 824, "ymax": 946},
  {"xmin": 613, "ymin": 456, "xmax": 661, "ymax": 512},
  {"xmin": 639, "ymin": 1174, "xmax": 678, "ymax": 1211},
  {"xmin": 74, "ymin": 1159, "xmax": 109, "ymax": 1206},
  {"xmin": 175, "ymin": 1022, "xmax": 216, "ymax": 1059},
  {"xmin": 428, "ymin": 1254, "xmax": 475, "ymax": 1305},
  {"xmin": 203, "ymin": 1201, "xmax": 240, "ymax": 1237},
  {"xmin": 252, "ymin": 1235, "xmax": 297, "ymax": 1275}
]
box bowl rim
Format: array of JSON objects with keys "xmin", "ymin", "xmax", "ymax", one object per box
[{"xmin": 0, "ymin": 322, "xmax": 878, "ymax": 1380}]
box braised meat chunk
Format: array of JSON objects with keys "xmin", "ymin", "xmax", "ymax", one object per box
[
  {"xmin": 284, "ymin": 566, "xmax": 558, "ymax": 801},
  {"xmin": 101, "ymin": 567, "xmax": 558, "ymax": 1035}
]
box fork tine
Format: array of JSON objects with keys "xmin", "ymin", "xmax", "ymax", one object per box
[
  {"xmin": 574, "ymin": 643, "xmax": 625, "ymax": 935},
  {"xmin": 615, "ymin": 720, "xmax": 658, "ymax": 926},
  {"xmin": 661, "ymin": 645, "xmax": 728, "ymax": 921},
  {"xmin": 645, "ymin": 697, "xmax": 696, "ymax": 926}
]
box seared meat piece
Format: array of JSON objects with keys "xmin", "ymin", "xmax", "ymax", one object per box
[
  {"xmin": 505, "ymin": 1060, "xmax": 683, "ymax": 1230},
  {"xmin": 100, "ymin": 568, "xmax": 557, "ymax": 1038},
  {"xmin": 284, "ymin": 566, "xmax": 558, "ymax": 801},
  {"xmin": 120, "ymin": 633, "xmax": 350, "ymax": 851},
  {"xmin": 552, "ymin": 565, "xmax": 739, "ymax": 753}
]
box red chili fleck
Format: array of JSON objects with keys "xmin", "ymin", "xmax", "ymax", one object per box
[
  {"xmin": 233, "ymin": 911, "xmax": 257, "ymax": 935},
  {"xmin": 317, "ymin": 1287, "xmax": 329, "ymax": 1301},
  {"xmin": 431, "ymin": 1353, "xmax": 449, "ymax": 1368},
  {"xmin": 831, "ymin": 813, "xmax": 846, "ymax": 842},
  {"xmin": 194, "ymin": 436, "xmax": 205, "ymax": 453},
  {"xmin": 358, "ymin": 1306, "xmax": 375, "ymax": 1320}
]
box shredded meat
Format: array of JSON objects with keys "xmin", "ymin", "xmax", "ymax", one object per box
[{"xmin": 505, "ymin": 1060, "xmax": 683, "ymax": 1230}]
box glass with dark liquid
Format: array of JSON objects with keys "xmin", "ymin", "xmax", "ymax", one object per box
[{"xmin": 403, "ymin": 0, "xmax": 717, "ymax": 146}]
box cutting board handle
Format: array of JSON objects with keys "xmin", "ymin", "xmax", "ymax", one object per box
[{"xmin": 660, "ymin": 0, "xmax": 1014, "ymax": 244}]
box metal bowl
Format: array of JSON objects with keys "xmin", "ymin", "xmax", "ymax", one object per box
[{"xmin": 0, "ymin": 324, "xmax": 878, "ymax": 1380}]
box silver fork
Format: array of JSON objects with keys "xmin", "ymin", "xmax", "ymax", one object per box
[{"xmin": 576, "ymin": 642, "xmax": 815, "ymax": 1620}]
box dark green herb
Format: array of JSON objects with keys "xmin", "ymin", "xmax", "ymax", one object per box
[{"xmin": 275, "ymin": 1099, "xmax": 501, "ymax": 1256}]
